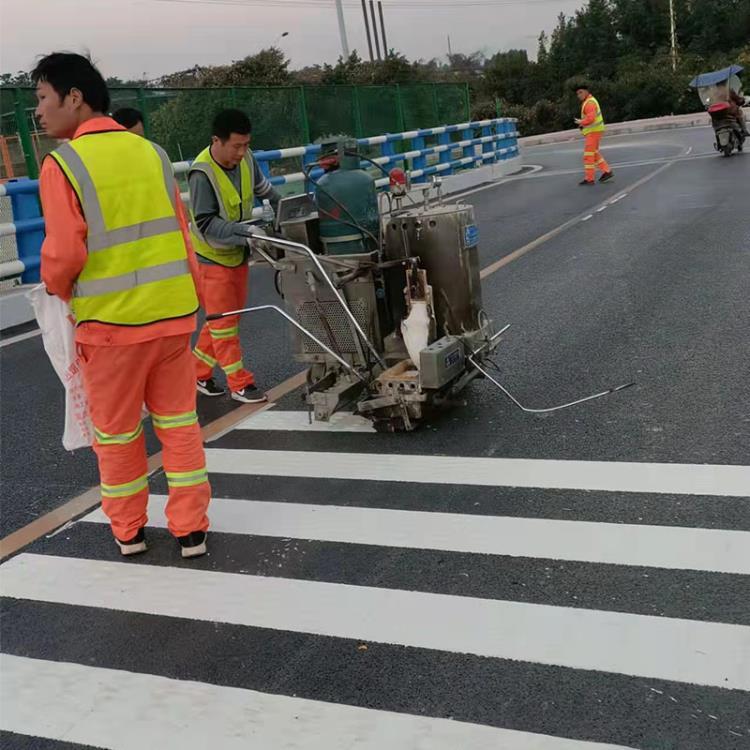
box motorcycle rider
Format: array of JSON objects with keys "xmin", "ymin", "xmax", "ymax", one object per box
[{"xmin": 727, "ymin": 88, "xmax": 748, "ymax": 135}]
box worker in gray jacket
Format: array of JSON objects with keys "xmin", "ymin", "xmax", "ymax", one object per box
[{"xmin": 188, "ymin": 109, "xmax": 280, "ymax": 404}]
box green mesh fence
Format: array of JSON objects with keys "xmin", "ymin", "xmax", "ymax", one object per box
[
  {"xmin": 399, "ymin": 84, "xmax": 438, "ymax": 131},
  {"xmin": 305, "ymin": 86, "xmax": 358, "ymax": 142},
  {"xmin": 435, "ymin": 84, "xmax": 469, "ymax": 127},
  {"xmin": 358, "ymin": 85, "xmax": 402, "ymax": 135},
  {"xmin": 1, "ymin": 83, "xmax": 470, "ymax": 175}
]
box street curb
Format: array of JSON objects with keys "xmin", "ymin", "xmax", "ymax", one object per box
[{"xmin": 519, "ymin": 108, "xmax": 750, "ymax": 147}]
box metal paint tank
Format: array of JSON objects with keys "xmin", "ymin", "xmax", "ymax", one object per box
[
  {"xmin": 384, "ymin": 203, "xmax": 484, "ymax": 336},
  {"xmin": 315, "ymin": 141, "xmax": 379, "ymax": 256}
]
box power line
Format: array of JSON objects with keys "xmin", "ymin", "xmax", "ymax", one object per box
[{"xmin": 153, "ymin": 0, "xmax": 579, "ymax": 9}]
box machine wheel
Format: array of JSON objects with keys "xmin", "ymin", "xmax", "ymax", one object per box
[{"xmin": 723, "ymin": 143, "xmax": 733, "ymax": 157}]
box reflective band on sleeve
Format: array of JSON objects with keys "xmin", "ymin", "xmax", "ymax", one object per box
[
  {"xmin": 101, "ymin": 474, "xmax": 149, "ymax": 498},
  {"xmin": 94, "ymin": 423, "xmax": 143, "ymax": 445},
  {"xmin": 87, "ymin": 216, "xmax": 180, "ymax": 253},
  {"xmin": 222, "ymin": 360, "xmax": 244, "ymax": 375},
  {"xmin": 209, "ymin": 325, "xmax": 239, "ymax": 340},
  {"xmin": 151, "ymin": 411, "xmax": 198, "ymax": 430},
  {"xmin": 73, "ymin": 259, "xmax": 190, "ymax": 298},
  {"xmin": 165, "ymin": 468, "xmax": 209, "ymax": 488},
  {"xmin": 193, "ymin": 348, "xmax": 218, "ymax": 367}
]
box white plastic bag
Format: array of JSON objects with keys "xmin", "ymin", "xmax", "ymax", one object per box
[{"xmin": 27, "ymin": 284, "xmax": 94, "ymax": 451}]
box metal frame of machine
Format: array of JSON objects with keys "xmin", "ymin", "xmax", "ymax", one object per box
[{"xmin": 208, "ymin": 139, "xmax": 632, "ymax": 431}]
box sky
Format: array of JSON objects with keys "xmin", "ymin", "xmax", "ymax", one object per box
[{"xmin": 1, "ymin": 0, "xmax": 586, "ymax": 80}]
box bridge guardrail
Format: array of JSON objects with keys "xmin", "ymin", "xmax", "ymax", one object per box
[{"xmin": 0, "ymin": 117, "xmax": 518, "ymax": 284}]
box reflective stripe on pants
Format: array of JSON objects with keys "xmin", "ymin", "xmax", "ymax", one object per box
[
  {"xmin": 194, "ymin": 262, "xmax": 254, "ymax": 391},
  {"xmin": 80, "ymin": 334, "xmax": 211, "ymax": 541},
  {"xmin": 583, "ymin": 132, "xmax": 610, "ymax": 182}
]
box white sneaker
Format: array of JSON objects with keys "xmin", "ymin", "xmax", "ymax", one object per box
[
  {"xmin": 178, "ymin": 531, "xmax": 207, "ymax": 559},
  {"xmin": 115, "ymin": 528, "xmax": 147, "ymax": 556},
  {"xmin": 231, "ymin": 385, "xmax": 267, "ymax": 404}
]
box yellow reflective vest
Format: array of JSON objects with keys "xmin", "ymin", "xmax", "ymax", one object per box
[
  {"xmin": 188, "ymin": 146, "xmax": 255, "ymax": 267},
  {"xmin": 581, "ymin": 95, "xmax": 606, "ymax": 136},
  {"xmin": 49, "ymin": 130, "xmax": 198, "ymax": 326}
]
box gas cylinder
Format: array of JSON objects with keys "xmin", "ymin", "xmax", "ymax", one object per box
[{"xmin": 315, "ymin": 140, "xmax": 379, "ymax": 255}]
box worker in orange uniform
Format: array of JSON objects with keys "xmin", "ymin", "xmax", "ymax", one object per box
[
  {"xmin": 574, "ymin": 84, "xmax": 614, "ymax": 186},
  {"xmin": 189, "ymin": 109, "xmax": 279, "ymax": 404},
  {"xmin": 33, "ymin": 52, "xmax": 211, "ymax": 558}
]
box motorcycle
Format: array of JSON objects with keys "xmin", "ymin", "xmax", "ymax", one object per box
[{"xmin": 689, "ymin": 64, "xmax": 746, "ymax": 157}]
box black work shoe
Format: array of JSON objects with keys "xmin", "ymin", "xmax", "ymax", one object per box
[
  {"xmin": 231, "ymin": 385, "xmax": 268, "ymax": 404},
  {"xmin": 197, "ymin": 378, "xmax": 225, "ymax": 397},
  {"xmin": 115, "ymin": 528, "xmax": 147, "ymax": 556},
  {"xmin": 177, "ymin": 531, "xmax": 207, "ymax": 558},
  {"xmin": 599, "ymin": 171, "xmax": 614, "ymax": 183},
  {"xmin": 579, "ymin": 179, "xmax": 594, "ymax": 186}
]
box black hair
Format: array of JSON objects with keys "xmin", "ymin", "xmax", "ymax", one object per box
[
  {"xmin": 573, "ymin": 82, "xmax": 591, "ymax": 93},
  {"xmin": 112, "ymin": 107, "xmax": 144, "ymax": 128},
  {"xmin": 31, "ymin": 52, "xmax": 110, "ymax": 112},
  {"xmin": 212, "ymin": 109, "xmax": 252, "ymax": 141}
]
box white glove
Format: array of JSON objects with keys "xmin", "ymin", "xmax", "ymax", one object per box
[{"xmin": 234, "ymin": 222, "xmax": 266, "ymax": 239}]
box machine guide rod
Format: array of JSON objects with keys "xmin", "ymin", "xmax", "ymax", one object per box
[
  {"xmin": 468, "ymin": 355, "xmax": 635, "ymax": 415},
  {"xmin": 205, "ymin": 304, "xmax": 368, "ymax": 383},
  {"xmin": 251, "ymin": 236, "xmax": 386, "ymax": 369}
]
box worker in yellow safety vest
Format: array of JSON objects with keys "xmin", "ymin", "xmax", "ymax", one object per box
[
  {"xmin": 34, "ymin": 52, "xmax": 211, "ymax": 559},
  {"xmin": 188, "ymin": 109, "xmax": 280, "ymax": 404},
  {"xmin": 574, "ymin": 85, "xmax": 614, "ymax": 185}
]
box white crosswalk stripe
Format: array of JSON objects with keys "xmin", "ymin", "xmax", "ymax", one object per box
[
  {"xmin": 3, "ymin": 552, "xmax": 748, "ymax": 690},
  {"xmin": 85, "ymin": 496, "xmax": 750, "ymax": 574},
  {"xmin": 3, "ymin": 411, "xmax": 749, "ymax": 748},
  {"xmin": 0, "ymin": 654, "xmax": 635, "ymax": 750},
  {"xmin": 204, "ymin": 447, "xmax": 750, "ymax": 496}
]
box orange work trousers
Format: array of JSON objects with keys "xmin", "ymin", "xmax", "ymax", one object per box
[
  {"xmin": 583, "ymin": 132, "xmax": 611, "ymax": 183},
  {"xmin": 79, "ymin": 334, "xmax": 211, "ymax": 541},
  {"xmin": 193, "ymin": 262, "xmax": 255, "ymax": 392}
]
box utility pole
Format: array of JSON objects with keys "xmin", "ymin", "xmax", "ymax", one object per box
[
  {"xmin": 447, "ymin": 35, "xmax": 452, "ymax": 57},
  {"xmin": 369, "ymin": 0, "xmax": 382, "ymax": 61},
  {"xmin": 335, "ymin": 0, "xmax": 350, "ymax": 60},
  {"xmin": 378, "ymin": 1, "xmax": 388, "ymax": 58},
  {"xmin": 361, "ymin": 0, "xmax": 374, "ymax": 62},
  {"xmin": 668, "ymin": 0, "xmax": 678, "ymax": 72}
]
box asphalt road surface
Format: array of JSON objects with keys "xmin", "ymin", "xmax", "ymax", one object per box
[{"xmin": 1, "ymin": 126, "xmax": 749, "ymax": 750}]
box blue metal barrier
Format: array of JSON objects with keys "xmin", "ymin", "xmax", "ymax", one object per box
[{"xmin": 0, "ymin": 117, "xmax": 519, "ymax": 284}]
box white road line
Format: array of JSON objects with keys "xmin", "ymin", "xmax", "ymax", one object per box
[
  {"xmin": 0, "ymin": 328, "xmax": 41, "ymax": 348},
  {"xmin": 596, "ymin": 206, "xmax": 607, "ymax": 212},
  {"xmin": 609, "ymin": 194, "xmax": 627, "ymax": 204},
  {"xmin": 236, "ymin": 409, "xmax": 375, "ymax": 432},
  {"xmin": 85, "ymin": 496, "xmax": 750, "ymax": 575},
  {"xmin": 0, "ymin": 655, "xmax": 635, "ymax": 750},
  {"xmin": 4, "ymin": 554, "xmax": 748, "ymax": 690},
  {"xmin": 204, "ymin": 449, "xmax": 750, "ymax": 498},
  {"xmin": 581, "ymin": 214, "xmax": 593, "ymax": 221}
]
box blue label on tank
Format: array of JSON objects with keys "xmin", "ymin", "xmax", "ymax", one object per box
[
  {"xmin": 464, "ymin": 224, "xmax": 479, "ymax": 247},
  {"xmin": 445, "ymin": 350, "xmax": 461, "ymax": 368}
]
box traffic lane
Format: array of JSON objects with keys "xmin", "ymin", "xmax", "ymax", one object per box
[
  {"xmin": 523, "ymin": 126, "xmax": 711, "ymax": 172},
  {"xmin": 524, "ymin": 136, "xmax": 686, "ymax": 173},
  {"xmin": 0, "ymin": 338, "xmax": 98, "ymax": 538},
  {"xmin": 465, "ymin": 163, "xmax": 654, "ymax": 269},
  {"xmin": 384, "ymin": 153, "xmax": 750, "ymax": 464},
  {"xmin": 0, "ymin": 134, "xmax": 739, "ymax": 538}
]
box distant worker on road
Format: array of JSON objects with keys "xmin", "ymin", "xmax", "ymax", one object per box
[
  {"xmin": 188, "ymin": 108, "xmax": 280, "ymax": 404},
  {"xmin": 574, "ymin": 84, "xmax": 614, "ymax": 186},
  {"xmin": 112, "ymin": 106, "xmax": 145, "ymax": 136},
  {"xmin": 33, "ymin": 53, "xmax": 211, "ymax": 559}
]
